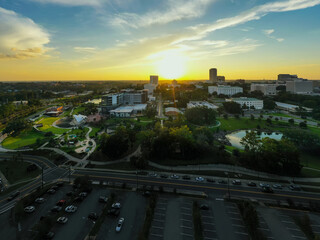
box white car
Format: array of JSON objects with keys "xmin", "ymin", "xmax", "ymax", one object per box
[
  {"xmin": 195, "ymin": 177, "xmax": 205, "ymax": 182},
  {"xmin": 170, "ymin": 174, "xmax": 180, "ymax": 179},
  {"xmin": 65, "ymin": 205, "xmax": 77, "ymax": 213},
  {"xmin": 35, "ymin": 197, "xmax": 45, "ymax": 203},
  {"xmin": 24, "ymin": 206, "xmax": 35, "ymax": 213},
  {"xmin": 57, "ymin": 217, "xmax": 68, "ymax": 224},
  {"xmin": 116, "ymin": 218, "xmax": 124, "ymax": 232},
  {"xmin": 112, "ymin": 203, "xmax": 121, "ymax": 209}
]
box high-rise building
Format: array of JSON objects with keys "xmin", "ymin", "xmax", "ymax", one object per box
[
  {"xmin": 150, "ymin": 75, "xmax": 159, "ymax": 85},
  {"xmin": 209, "ymin": 68, "xmax": 217, "ymax": 83},
  {"xmin": 217, "ymin": 76, "xmax": 225, "ymax": 83}
]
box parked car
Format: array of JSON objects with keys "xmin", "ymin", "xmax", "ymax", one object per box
[
  {"xmin": 200, "ymin": 204, "xmax": 209, "ymax": 210},
  {"xmin": 57, "ymin": 217, "xmax": 68, "ymax": 224},
  {"xmin": 218, "ymin": 180, "xmax": 226, "ymax": 184},
  {"xmin": 51, "ymin": 206, "xmax": 62, "ymax": 213},
  {"xmin": 148, "ymin": 172, "xmax": 158, "ymax": 177},
  {"xmin": 142, "ymin": 191, "xmax": 151, "ymax": 197},
  {"xmin": 56, "ymin": 200, "xmax": 66, "ymax": 206},
  {"xmin": 107, "ymin": 208, "xmax": 120, "ymax": 217},
  {"xmin": 65, "ymin": 205, "xmax": 77, "ymax": 213},
  {"xmin": 24, "ymin": 206, "xmax": 35, "ymax": 213},
  {"xmin": 259, "ymin": 183, "xmax": 270, "ymax": 188},
  {"xmin": 35, "ymin": 197, "xmax": 46, "ymax": 203},
  {"xmin": 112, "ymin": 203, "xmax": 121, "ymax": 209},
  {"xmin": 232, "ymin": 180, "xmax": 241, "ymax": 185},
  {"xmin": 182, "ymin": 175, "xmax": 191, "ymax": 180},
  {"xmin": 43, "ymin": 232, "xmax": 55, "ymax": 239},
  {"xmin": 99, "ymin": 196, "xmax": 108, "ymax": 203},
  {"xmin": 247, "ymin": 182, "xmax": 257, "ymax": 187},
  {"xmin": 8, "ymin": 191, "xmax": 20, "ymax": 201},
  {"xmin": 206, "ymin": 178, "xmax": 215, "ymax": 183},
  {"xmin": 116, "ymin": 218, "xmax": 125, "ymax": 232},
  {"xmin": 47, "ymin": 189, "xmax": 55, "ymax": 194},
  {"xmin": 79, "ymin": 192, "xmax": 87, "ymax": 197},
  {"xmin": 195, "ymin": 177, "xmax": 205, "ymax": 182},
  {"xmin": 88, "ymin": 212, "xmax": 98, "ymax": 220}
]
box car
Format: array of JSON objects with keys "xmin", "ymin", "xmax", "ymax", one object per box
[
  {"xmin": 66, "ymin": 191, "xmax": 74, "ymax": 197},
  {"xmin": 170, "ymin": 174, "xmax": 180, "ymax": 179},
  {"xmin": 142, "ymin": 191, "xmax": 151, "ymax": 197},
  {"xmin": 247, "ymin": 182, "xmax": 257, "ymax": 187},
  {"xmin": 108, "ymin": 208, "xmax": 120, "ymax": 217},
  {"xmin": 289, "ymin": 185, "xmax": 301, "ymax": 191},
  {"xmin": 57, "ymin": 217, "xmax": 68, "ymax": 224},
  {"xmin": 218, "ymin": 180, "xmax": 226, "ymax": 184},
  {"xmin": 51, "ymin": 206, "xmax": 62, "ymax": 213},
  {"xmin": 56, "ymin": 199, "xmax": 66, "ymax": 206},
  {"xmin": 8, "ymin": 191, "xmax": 20, "ymax": 201},
  {"xmin": 195, "ymin": 177, "xmax": 205, "ymax": 182},
  {"xmin": 148, "ymin": 172, "xmax": 158, "ymax": 177},
  {"xmin": 259, "ymin": 183, "xmax": 270, "ymax": 188},
  {"xmin": 47, "ymin": 189, "xmax": 55, "ymax": 194},
  {"xmin": 116, "ymin": 218, "xmax": 125, "ymax": 232},
  {"xmin": 35, "ymin": 197, "xmax": 46, "ymax": 203},
  {"xmin": 24, "ymin": 206, "xmax": 35, "ymax": 213},
  {"xmin": 160, "ymin": 174, "xmax": 168, "ymax": 178},
  {"xmin": 79, "ymin": 192, "xmax": 87, "ymax": 197},
  {"xmin": 99, "ymin": 196, "xmax": 108, "ymax": 203},
  {"xmin": 273, "ymin": 184, "xmax": 283, "ymax": 189},
  {"xmin": 206, "ymin": 178, "xmax": 215, "ymax": 183},
  {"xmin": 200, "ymin": 204, "xmax": 209, "ymax": 210},
  {"xmin": 65, "ymin": 205, "xmax": 77, "ymax": 213},
  {"xmin": 88, "ymin": 212, "xmax": 98, "ymax": 220},
  {"xmin": 112, "ymin": 203, "xmax": 121, "ymax": 209},
  {"xmin": 261, "ymin": 186, "xmax": 274, "ymax": 193},
  {"xmin": 43, "ymin": 232, "xmax": 55, "ymax": 239},
  {"xmin": 182, "ymin": 175, "xmax": 191, "ymax": 180},
  {"xmin": 232, "ymin": 180, "xmax": 241, "ymax": 185}
]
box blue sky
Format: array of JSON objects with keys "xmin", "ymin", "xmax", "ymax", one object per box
[{"xmin": 0, "ymin": 0, "xmax": 320, "ymax": 80}]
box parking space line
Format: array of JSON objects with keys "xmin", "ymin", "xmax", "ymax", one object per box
[
  {"xmin": 230, "ymin": 217, "xmax": 242, "ymax": 221},
  {"xmin": 181, "ymin": 219, "xmax": 192, "ymax": 222},
  {"xmin": 287, "ymin": 228, "xmax": 303, "ymax": 232},
  {"xmin": 181, "ymin": 225, "xmax": 192, "ymax": 229},
  {"xmin": 153, "ymin": 219, "xmax": 164, "ymax": 223},
  {"xmin": 152, "ymin": 226, "xmax": 164, "ymax": 230},
  {"xmin": 292, "ymin": 235, "xmax": 307, "ymax": 239},
  {"xmin": 236, "ymin": 232, "xmax": 249, "ymax": 235},
  {"xmin": 282, "ymin": 220, "xmax": 294, "ymax": 224},
  {"xmin": 181, "ymin": 233, "xmax": 193, "ymax": 237},
  {"xmin": 150, "ymin": 233, "xmax": 163, "ymax": 238},
  {"xmin": 232, "ymin": 224, "xmax": 246, "ymax": 228},
  {"xmin": 204, "ymin": 229, "xmax": 216, "ymax": 233}
]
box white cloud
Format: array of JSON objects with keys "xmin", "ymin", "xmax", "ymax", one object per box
[
  {"xmin": 0, "ymin": 7, "xmax": 50, "ymax": 59},
  {"xmin": 30, "ymin": 0, "xmax": 107, "ymax": 7},
  {"xmin": 263, "ymin": 29, "xmax": 284, "ymax": 42},
  {"xmin": 74, "ymin": 47, "xmax": 97, "ymax": 53},
  {"xmin": 109, "ymin": 0, "xmax": 216, "ymax": 28}
]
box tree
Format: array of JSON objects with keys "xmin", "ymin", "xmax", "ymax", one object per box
[
  {"xmin": 299, "ymin": 122, "xmax": 307, "ymax": 128},
  {"xmin": 223, "ymin": 102, "xmax": 242, "ymax": 114},
  {"xmin": 145, "ymin": 105, "xmax": 157, "ymax": 118},
  {"xmin": 240, "ymin": 131, "xmax": 261, "ymax": 152},
  {"xmin": 263, "ymin": 99, "xmax": 276, "ymax": 110},
  {"xmin": 288, "ymin": 118, "xmax": 294, "ymax": 124},
  {"xmin": 185, "ymin": 106, "xmax": 216, "ymax": 125}
]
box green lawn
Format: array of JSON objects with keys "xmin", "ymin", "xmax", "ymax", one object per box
[
  {"xmin": 216, "ymin": 118, "xmax": 268, "ymax": 131},
  {"xmin": 2, "ymin": 129, "xmax": 44, "ymax": 149},
  {"xmin": 300, "ymin": 168, "xmax": 320, "ymax": 178},
  {"xmin": 301, "ymin": 153, "xmax": 320, "ymax": 170},
  {"xmin": 89, "ymin": 127, "xmax": 101, "ymax": 137},
  {"xmin": 0, "ymin": 160, "xmax": 41, "ymax": 184},
  {"xmin": 37, "ymin": 117, "xmax": 69, "ymax": 134},
  {"xmin": 73, "ymin": 106, "xmax": 86, "ymax": 115}
]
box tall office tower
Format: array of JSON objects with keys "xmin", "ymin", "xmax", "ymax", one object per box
[
  {"xmin": 150, "ymin": 75, "xmax": 159, "ymax": 85},
  {"xmin": 209, "ymin": 68, "xmax": 217, "ymax": 83}
]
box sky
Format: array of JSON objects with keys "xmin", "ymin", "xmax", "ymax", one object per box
[{"xmin": 0, "ymin": 0, "xmax": 320, "ymax": 81}]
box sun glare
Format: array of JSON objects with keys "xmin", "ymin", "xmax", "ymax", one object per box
[{"xmin": 156, "ymin": 51, "xmax": 186, "ymax": 79}]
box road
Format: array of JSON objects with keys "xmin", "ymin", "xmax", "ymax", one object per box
[{"xmin": 73, "ymin": 169, "xmax": 320, "ymax": 205}]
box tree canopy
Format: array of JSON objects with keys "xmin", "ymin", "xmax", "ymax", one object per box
[{"xmin": 185, "ymin": 106, "xmax": 216, "ymax": 125}]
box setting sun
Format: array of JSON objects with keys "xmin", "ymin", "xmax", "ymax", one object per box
[{"xmin": 156, "ymin": 51, "xmax": 187, "ymax": 79}]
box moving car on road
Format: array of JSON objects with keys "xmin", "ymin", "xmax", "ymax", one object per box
[
  {"xmin": 7, "ymin": 191, "xmax": 20, "ymax": 201},
  {"xmin": 116, "ymin": 218, "xmax": 125, "ymax": 232},
  {"xmin": 247, "ymin": 182, "xmax": 257, "ymax": 187},
  {"xmin": 57, "ymin": 217, "xmax": 68, "ymax": 224},
  {"xmin": 195, "ymin": 177, "xmax": 205, "ymax": 182},
  {"xmin": 35, "ymin": 197, "xmax": 45, "ymax": 203},
  {"xmin": 232, "ymin": 180, "xmax": 241, "ymax": 185},
  {"xmin": 24, "ymin": 206, "xmax": 35, "ymax": 213},
  {"xmin": 65, "ymin": 205, "xmax": 77, "ymax": 213},
  {"xmin": 112, "ymin": 203, "xmax": 121, "ymax": 209}
]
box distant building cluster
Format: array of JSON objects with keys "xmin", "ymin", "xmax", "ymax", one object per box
[
  {"xmin": 187, "ymin": 101, "xmax": 218, "ymax": 110},
  {"xmin": 209, "ymin": 85, "xmax": 243, "ymax": 96},
  {"xmin": 250, "ymin": 84, "xmax": 277, "ymax": 95},
  {"xmin": 144, "ymin": 75, "xmax": 159, "ymax": 101},
  {"xmin": 209, "ymin": 68, "xmax": 225, "ymax": 84},
  {"xmin": 226, "ymin": 97, "xmax": 264, "ymax": 110}
]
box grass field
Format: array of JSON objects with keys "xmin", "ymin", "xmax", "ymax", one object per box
[
  {"xmin": 300, "ymin": 153, "xmax": 320, "ymax": 170},
  {"xmin": 2, "ymin": 129, "xmax": 44, "ymax": 149},
  {"xmin": 37, "ymin": 117, "xmax": 69, "ymax": 134},
  {"xmin": 73, "ymin": 106, "xmax": 86, "ymax": 115},
  {"xmin": 0, "ymin": 160, "xmax": 41, "ymax": 184},
  {"xmin": 216, "ymin": 118, "xmax": 268, "ymax": 131},
  {"xmin": 89, "ymin": 127, "xmax": 101, "ymax": 137}
]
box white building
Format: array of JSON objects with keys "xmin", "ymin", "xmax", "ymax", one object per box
[
  {"xmin": 187, "ymin": 101, "xmax": 218, "ymax": 110},
  {"xmin": 226, "ymin": 97, "xmax": 264, "ymax": 110},
  {"xmin": 250, "ymin": 84, "xmax": 277, "ymax": 95},
  {"xmin": 144, "ymin": 83, "xmax": 157, "ymax": 96},
  {"xmin": 208, "ymin": 85, "xmax": 243, "ymax": 96},
  {"xmin": 110, "ymin": 104, "xmax": 147, "ymax": 118},
  {"xmin": 72, "ymin": 114, "xmax": 87, "ymax": 126},
  {"xmin": 275, "ymin": 102, "xmax": 313, "ymax": 112},
  {"xmin": 286, "ymin": 80, "xmax": 313, "ymax": 94}
]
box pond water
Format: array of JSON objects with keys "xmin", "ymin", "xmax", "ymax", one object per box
[
  {"xmin": 85, "ymin": 99, "xmax": 102, "ymax": 104},
  {"xmin": 226, "ymin": 130, "xmax": 283, "ymax": 149}
]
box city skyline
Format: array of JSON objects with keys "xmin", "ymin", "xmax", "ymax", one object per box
[{"xmin": 1, "ymin": 0, "xmax": 320, "ymax": 81}]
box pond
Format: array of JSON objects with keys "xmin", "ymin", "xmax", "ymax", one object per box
[
  {"xmin": 85, "ymin": 98, "xmax": 102, "ymax": 104},
  {"xmin": 226, "ymin": 130, "xmax": 283, "ymax": 149}
]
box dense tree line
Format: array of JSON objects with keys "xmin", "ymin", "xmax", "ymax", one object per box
[{"xmin": 185, "ymin": 106, "xmax": 216, "ymax": 125}]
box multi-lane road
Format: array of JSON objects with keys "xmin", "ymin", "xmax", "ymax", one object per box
[{"xmin": 0, "ymin": 153, "xmax": 320, "ymax": 215}]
